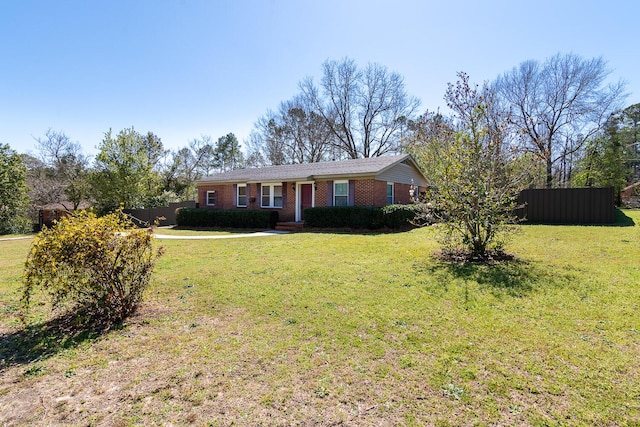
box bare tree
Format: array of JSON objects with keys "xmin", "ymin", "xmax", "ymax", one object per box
[
  {"xmin": 278, "ymin": 95, "xmax": 334, "ymax": 163},
  {"xmin": 186, "ymin": 135, "xmax": 217, "ymax": 176},
  {"xmin": 32, "ymin": 129, "xmax": 90, "ymax": 209},
  {"xmin": 403, "ymin": 110, "xmax": 456, "ymax": 172},
  {"xmin": 24, "ymin": 154, "xmax": 66, "ymax": 208},
  {"xmin": 252, "ymin": 112, "xmax": 289, "ymax": 165},
  {"xmin": 250, "ymin": 94, "xmax": 335, "ymax": 165},
  {"xmin": 300, "ymin": 58, "xmax": 420, "ymax": 159},
  {"xmin": 494, "ymin": 53, "xmax": 627, "ymax": 187},
  {"xmin": 244, "ymin": 131, "xmax": 268, "ymax": 168},
  {"xmin": 160, "ymin": 135, "xmax": 216, "ymax": 200}
]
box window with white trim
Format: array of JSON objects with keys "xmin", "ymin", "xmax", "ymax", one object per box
[
  {"xmin": 261, "ymin": 183, "xmax": 283, "ymax": 208},
  {"xmin": 334, "ymin": 180, "xmax": 348, "ymax": 206},
  {"xmin": 206, "ymin": 190, "xmax": 217, "ymax": 206},
  {"xmin": 237, "ymin": 184, "xmax": 247, "ymax": 207},
  {"xmin": 386, "ymin": 182, "xmax": 394, "ymax": 205}
]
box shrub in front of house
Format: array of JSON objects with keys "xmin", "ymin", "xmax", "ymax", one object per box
[
  {"xmin": 384, "ymin": 203, "xmax": 441, "ymax": 227},
  {"xmin": 176, "ymin": 208, "xmax": 279, "ymax": 229},
  {"xmin": 304, "ymin": 205, "xmax": 429, "ymax": 230},
  {"xmin": 303, "ymin": 206, "xmax": 384, "ymax": 229},
  {"xmin": 380, "ymin": 204, "xmax": 421, "ymax": 228}
]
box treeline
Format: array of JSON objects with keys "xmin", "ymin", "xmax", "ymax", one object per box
[
  {"xmin": 0, "ymin": 129, "xmax": 243, "ymax": 233},
  {"xmin": 247, "ymin": 54, "xmax": 638, "ymax": 195}
]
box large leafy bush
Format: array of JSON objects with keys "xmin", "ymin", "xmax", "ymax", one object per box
[{"xmin": 22, "ymin": 210, "xmax": 163, "ymax": 324}]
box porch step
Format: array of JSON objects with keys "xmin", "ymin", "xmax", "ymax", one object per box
[{"xmin": 275, "ymin": 221, "xmax": 305, "ymax": 232}]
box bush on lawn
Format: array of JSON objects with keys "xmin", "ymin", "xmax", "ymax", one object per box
[
  {"xmin": 22, "ymin": 210, "xmax": 163, "ymax": 325},
  {"xmin": 176, "ymin": 208, "xmax": 279, "ymax": 229}
]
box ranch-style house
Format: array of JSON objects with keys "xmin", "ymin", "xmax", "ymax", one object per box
[{"xmin": 195, "ymin": 154, "xmax": 428, "ymax": 223}]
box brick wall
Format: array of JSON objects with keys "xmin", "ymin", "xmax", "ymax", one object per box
[
  {"xmin": 275, "ymin": 183, "xmax": 296, "ymax": 222},
  {"xmin": 315, "ymin": 180, "xmax": 329, "ymax": 207},
  {"xmin": 198, "ymin": 184, "xmax": 233, "ymax": 209},
  {"xmin": 315, "ymin": 178, "xmax": 397, "ymax": 207},
  {"xmin": 198, "ymin": 182, "xmax": 297, "ymax": 222},
  {"xmin": 355, "ymin": 179, "xmax": 384, "ymax": 206},
  {"xmin": 394, "ymin": 183, "xmax": 412, "ymax": 204}
]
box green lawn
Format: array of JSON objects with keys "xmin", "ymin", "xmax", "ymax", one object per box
[{"xmin": 1, "ymin": 211, "xmax": 639, "ymax": 426}]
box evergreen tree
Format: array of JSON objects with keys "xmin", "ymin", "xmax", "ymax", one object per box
[{"xmin": 0, "ymin": 144, "xmax": 31, "ymax": 234}]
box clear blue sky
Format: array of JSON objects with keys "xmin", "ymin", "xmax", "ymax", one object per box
[{"xmin": 1, "ymin": 0, "xmax": 639, "ymax": 158}]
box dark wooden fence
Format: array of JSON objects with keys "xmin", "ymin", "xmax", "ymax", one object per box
[
  {"xmin": 123, "ymin": 201, "xmax": 197, "ymax": 227},
  {"xmin": 516, "ymin": 187, "xmax": 615, "ymax": 224}
]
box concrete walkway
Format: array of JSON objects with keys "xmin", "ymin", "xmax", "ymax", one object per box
[
  {"xmin": 153, "ymin": 230, "xmax": 289, "ymax": 240},
  {"xmin": 0, "ymin": 230, "xmax": 290, "ymax": 242},
  {"xmin": 0, "ymin": 236, "xmax": 33, "ymax": 242}
]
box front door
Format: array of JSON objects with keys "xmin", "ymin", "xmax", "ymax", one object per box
[{"xmin": 300, "ymin": 184, "xmax": 313, "ymax": 221}]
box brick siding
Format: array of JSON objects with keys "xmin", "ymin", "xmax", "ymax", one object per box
[
  {"xmin": 314, "ymin": 180, "xmax": 328, "ymax": 207},
  {"xmin": 198, "ymin": 182, "xmax": 297, "ymax": 222}
]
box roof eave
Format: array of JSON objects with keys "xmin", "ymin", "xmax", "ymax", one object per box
[
  {"xmin": 246, "ymin": 177, "xmax": 312, "ymax": 184},
  {"xmin": 195, "ymin": 178, "xmax": 247, "ymax": 184},
  {"xmin": 310, "ymin": 172, "xmax": 376, "ymax": 180},
  {"xmin": 197, "ymin": 172, "xmax": 380, "ymax": 184},
  {"xmin": 197, "ymin": 176, "xmax": 314, "ymax": 184}
]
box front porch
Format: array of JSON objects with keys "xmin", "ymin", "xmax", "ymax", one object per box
[{"xmin": 275, "ymin": 221, "xmax": 305, "ymax": 232}]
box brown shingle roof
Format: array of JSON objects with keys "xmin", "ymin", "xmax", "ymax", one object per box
[{"xmin": 196, "ymin": 154, "xmax": 419, "ymax": 183}]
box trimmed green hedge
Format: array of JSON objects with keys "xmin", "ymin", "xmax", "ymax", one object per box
[
  {"xmin": 176, "ymin": 208, "xmax": 279, "ymax": 229},
  {"xmin": 380, "ymin": 204, "xmax": 420, "ymax": 229},
  {"xmin": 304, "ymin": 204, "xmax": 425, "ymax": 229},
  {"xmin": 303, "ymin": 206, "xmax": 383, "ymax": 229}
]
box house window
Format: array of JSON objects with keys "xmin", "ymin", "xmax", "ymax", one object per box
[
  {"xmin": 274, "ymin": 185, "xmax": 283, "ymax": 207},
  {"xmin": 206, "ymin": 191, "xmax": 217, "ymax": 206},
  {"xmin": 237, "ymin": 184, "xmax": 247, "ymax": 207},
  {"xmin": 386, "ymin": 182, "xmax": 394, "ymax": 205},
  {"xmin": 334, "ymin": 181, "xmax": 348, "ymax": 206},
  {"xmin": 261, "ymin": 183, "xmax": 283, "ymax": 208}
]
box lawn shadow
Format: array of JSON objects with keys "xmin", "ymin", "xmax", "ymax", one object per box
[
  {"xmin": 170, "ymin": 226, "xmax": 266, "ymax": 234},
  {"xmin": 0, "ymin": 312, "xmax": 118, "ymax": 372},
  {"xmin": 613, "ymin": 208, "xmax": 636, "ymax": 226},
  {"xmin": 421, "ymin": 258, "xmax": 568, "ymax": 297},
  {"xmin": 298, "ymin": 226, "xmax": 415, "ymax": 236},
  {"xmin": 519, "ymin": 208, "xmax": 636, "ymax": 227}
]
